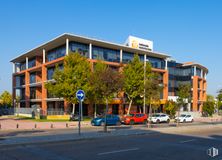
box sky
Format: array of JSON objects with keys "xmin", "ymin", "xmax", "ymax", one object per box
[{"xmin": 0, "ymin": 0, "xmax": 221, "ymax": 96}]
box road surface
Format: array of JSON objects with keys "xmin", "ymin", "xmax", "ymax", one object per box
[{"xmin": 1, "ymin": 125, "xmax": 222, "ymax": 160}]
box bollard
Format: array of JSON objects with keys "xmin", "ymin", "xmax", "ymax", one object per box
[
  {"xmin": 66, "ymin": 123, "xmax": 68, "ymax": 128},
  {"xmin": 34, "ymin": 124, "xmax": 37, "ymax": 129},
  {"xmin": 51, "ymin": 124, "xmax": 53, "ymax": 128},
  {"xmin": 16, "ymin": 123, "xmax": 19, "ymax": 129}
]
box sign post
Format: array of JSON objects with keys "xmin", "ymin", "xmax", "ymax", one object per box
[{"xmin": 76, "ymin": 90, "xmax": 85, "ymax": 136}]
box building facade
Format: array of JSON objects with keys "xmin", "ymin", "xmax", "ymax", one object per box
[{"xmin": 11, "ymin": 33, "xmax": 208, "ymax": 116}]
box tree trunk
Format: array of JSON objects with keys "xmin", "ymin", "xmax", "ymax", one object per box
[
  {"xmin": 104, "ymin": 98, "xmax": 108, "ymax": 132},
  {"xmin": 94, "ymin": 103, "xmax": 97, "ymax": 118},
  {"xmin": 72, "ymin": 103, "xmax": 75, "ymax": 114},
  {"xmin": 148, "ymin": 102, "xmax": 152, "ymax": 128},
  {"xmin": 127, "ymin": 100, "xmax": 133, "ymax": 115},
  {"xmin": 177, "ymin": 105, "xmax": 180, "ymax": 127}
]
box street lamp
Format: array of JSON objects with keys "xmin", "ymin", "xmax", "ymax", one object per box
[{"xmin": 143, "ymin": 58, "xmax": 149, "ymax": 114}]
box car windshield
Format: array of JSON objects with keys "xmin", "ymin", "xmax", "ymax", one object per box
[
  {"xmin": 127, "ymin": 114, "xmax": 135, "ymax": 117},
  {"xmin": 179, "ymin": 114, "xmax": 186, "ymax": 117},
  {"xmin": 152, "ymin": 114, "xmax": 160, "ymax": 117}
]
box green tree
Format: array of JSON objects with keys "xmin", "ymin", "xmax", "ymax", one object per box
[
  {"xmin": 176, "ymin": 83, "xmax": 191, "ymax": 126},
  {"xmin": 165, "ymin": 100, "xmax": 177, "ymax": 118},
  {"xmin": 45, "ymin": 52, "xmax": 91, "ymax": 116},
  {"xmin": 202, "ymin": 95, "xmax": 215, "ymax": 117},
  {"xmin": 145, "ymin": 72, "xmax": 162, "ymax": 127},
  {"xmin": 0, "ymin": 91, "xmax": 12, "ymax": 107},
  {"xmin": 90, "ymin": 61, "xmax": 123, "ymax": 131},
  {"xmin": 217, "ymin": 89, "xmax": 222, "ymax": 112},
  {"xmin": 123, "ymin": 55, "xmax": 152, "ymax": 114}
]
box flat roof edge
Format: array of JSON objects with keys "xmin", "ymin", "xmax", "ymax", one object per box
[{"xmin": 10, "ymin": 33, "xmax": 170, "ymax": 63}]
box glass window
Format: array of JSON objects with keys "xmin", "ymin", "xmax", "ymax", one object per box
[
  {"xmin": 47, "ymin": 45, "xmax": 66, "ymax": 62},
  {"xmin": 28, "ymin": 58, "xmax": 36, "ymax": 68},
  {"xmin": 47, "ymin": 67, "xmax": 55, "ymax": 80},
  {"xmin": 196, "ymin": 68, "xmax": 201, "ymax": 77},
  {"xmin": 20, "ymin": 62, "xmax": 26, "ymax": 71},
  {"xmin": 146, "ymin": 56, "xmax": 165, "ymax": 69},
  {"xmin": 92, "ymin": 46, "xmax": 120, "ymax": 63},
  {"xmin": 30, "ymin": 73, "xmax": 36, "ymax": 84},
  {"xmin": 122, "ymin": 51, "xmax": 134, "ymax": 63},
  {"xmin": 69, "ymin": 42, "xmax": 89, "ymax": 57},
  {"xmin": 30, "ymin": 87, "xmax": 36, "ymax": 99}
]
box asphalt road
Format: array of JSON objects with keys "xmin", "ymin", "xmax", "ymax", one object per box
[{"xmin": 1, "ymin": 126, "xmax": 222, "ymax": 160}]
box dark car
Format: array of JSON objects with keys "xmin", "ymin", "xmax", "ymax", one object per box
[
  {"xmin": 91, "ymin": 114, "xmax": 121, "ymax": 126},
  {"xmin": 69, "ymin": 113, "xmax": 79, "ymax": 121}
]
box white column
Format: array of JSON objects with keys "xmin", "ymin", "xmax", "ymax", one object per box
[
  {"xmin": 165, "ymin": 59, "xmax": 168, "ymax": 70},
  {"xmin": 26, "ymin": 57, "xmax": 29, "ymax": 69},
  {"xmin": 143, "ymin": 54, "xmax": 147, "ymax": 114},
  {"xmin": 66, "ymin": 38, "xmax": 69, "ymax": 55},
  {"xmin": 43, "ymin": 49, "xmax": 46, "ymax": 64},
  {"xmin": 144, "ymin": 54, "xmax": 147, "ymax": 66},
  {"xmin": 89, "ymin": 43, "xmax": 92, "ymax": 59},
  {"xmin": 120, "ymin": 49, "xmax": 123, "ymax": 63},
  {"xmin": 12, "ymin": 63, "xmax": 15, "ymax": 73},
  {"xmin": 194, "ymin": 66, "xmax": 196, "ymax": 76},
  {"xmin": 204, "ymin": 73, "xmax": 207, "ymax": 80}
]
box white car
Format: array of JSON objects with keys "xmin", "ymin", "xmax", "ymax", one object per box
[
  {"xmin": 175, "ymin": 114, "xmax": 193, "ymax": 123},
  {"xmin": 149, "ymin": 113, "xmax": 170, "ymax": 123}
]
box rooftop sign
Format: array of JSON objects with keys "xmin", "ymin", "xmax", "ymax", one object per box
[{"xmin": 124, "ymin": 35, "xmax": 153, "ymax": 51}]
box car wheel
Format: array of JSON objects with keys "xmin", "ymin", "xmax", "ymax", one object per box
[
  {"xmin": 143, "ymin": 120, "xmax": 148, "ymax": 124},
  {"xmin": 116, "ymin": 121, "xmax": 121, "ymax": 126},
  {"xmin": 130, "ymin": 120, "xmax": 134, "ymax": 125},
  {"xmin": 191, "ymin": 119, "xmax": 193, "ymax": 123},
  {"xmin": 156, "ymin": 119, "xmax": 160, "ymax": 124},
  {"xmin": 167, "ymin": 119, "xmax": 170, "ymax": 123},
  {"xmin": 183, "ymin": 119, "xmax": 186, "ymax": 123}
]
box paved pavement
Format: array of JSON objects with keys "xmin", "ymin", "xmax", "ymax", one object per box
[{"xmin": 1, "ymin": 124, "xmax": 222, "ymax": 160}]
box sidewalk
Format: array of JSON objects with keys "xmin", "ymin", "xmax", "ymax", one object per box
[
  {"xmin": 1, "ymin": 123, "xmax": 222, "ymax": 146},
  {"xmin": 0, "ymin": 126, "xmax": 155, "ymax": 146},
  {"xmin": 0, "ymin": 116, "xmax": 92, "ymax": 131}
]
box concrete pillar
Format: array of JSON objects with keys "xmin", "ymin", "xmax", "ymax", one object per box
[
  {"xmin": 66, "ymin": 38, "xmax": 69, "ymax": 55},
  {"xmin": 41, "ymin": 65, "xmax": 47, "ymax": 115},
  {"xmin": 120, "ymin": 49, "xmax": 123, "ymax": 63},
  {"xmin": 163, "ymin": 71, "xmax": 169, "ymax": 100},
  {"xmin": 25, "ymin": 71, "xmax": 30, "ymax": 108},
  {"xmin": 43, "ymin": 49, "xmax": 46, "ymax": 63},
  {"xmin": 89, "ymin": 43, "xmax": 92, "ymax": 59},
  {"xmin": 165, "ymin": 59, "xmax": 168, "ymax": 70},
  {"xmin": 26, "ymin": 57, "xmax": 29, "ymax": 69},
  {"xmin": 12, "ymin": 63, "xmax": 15, "ymax": 73},
  {"xmin": 192, "ymin": 76, "xmax": 198, "ymax": 111},
  {"xmin": 64, "ymin": 100, "xmax": 69, "ymax": 114},
  {"xmin": 194, "ymin": 66, "xmax": 196, "ymax": 76}
]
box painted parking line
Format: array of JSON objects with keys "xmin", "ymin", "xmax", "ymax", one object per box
[
  {"xmin": 180, "ymin": 139, "xmax": 196, "ymax": 143},
  {"xmin": 97, "ymin": 147, "xmax": 139, "ymax": 156}
]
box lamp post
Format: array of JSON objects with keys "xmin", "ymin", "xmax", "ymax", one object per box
[{"xmin": 143, "ymin": 58, "xmax": 149, "ymax": 114}]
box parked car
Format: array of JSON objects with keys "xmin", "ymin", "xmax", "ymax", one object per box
[
  {"xmin": 175, "ymin": 114, "xmax": 193, "ymax": 123},
  {"xmin": 69, "ymin": 113, "xmax": 79, "ymax": 121},
  {"xmin": 149, "ymin": 113, "xmax": 170, "ymax": 123},
  {"xmin": 91, "ymin": 114, "xmax": 121, "ymax": 126},
  {"xmin": 121, "ymin": 113, "xmax": 148, "ymax": 125}
]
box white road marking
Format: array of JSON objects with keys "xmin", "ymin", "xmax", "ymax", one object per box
[
  {"xmin": 97, "ymin": 148, "xmax": 140, "ymax": 156},
  {"xmin": 180, "ymin": 139, "xmax": 196, "ymax": 143}
]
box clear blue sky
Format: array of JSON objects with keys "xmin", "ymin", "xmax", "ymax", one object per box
[{"xmin": 0, "ymin": 0, "xmax": 221, "ymax": 96}]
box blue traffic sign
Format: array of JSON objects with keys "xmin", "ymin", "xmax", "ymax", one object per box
[{"xmin": 76, "ymin": 90, "xmax": 85, "ymax": 101}]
